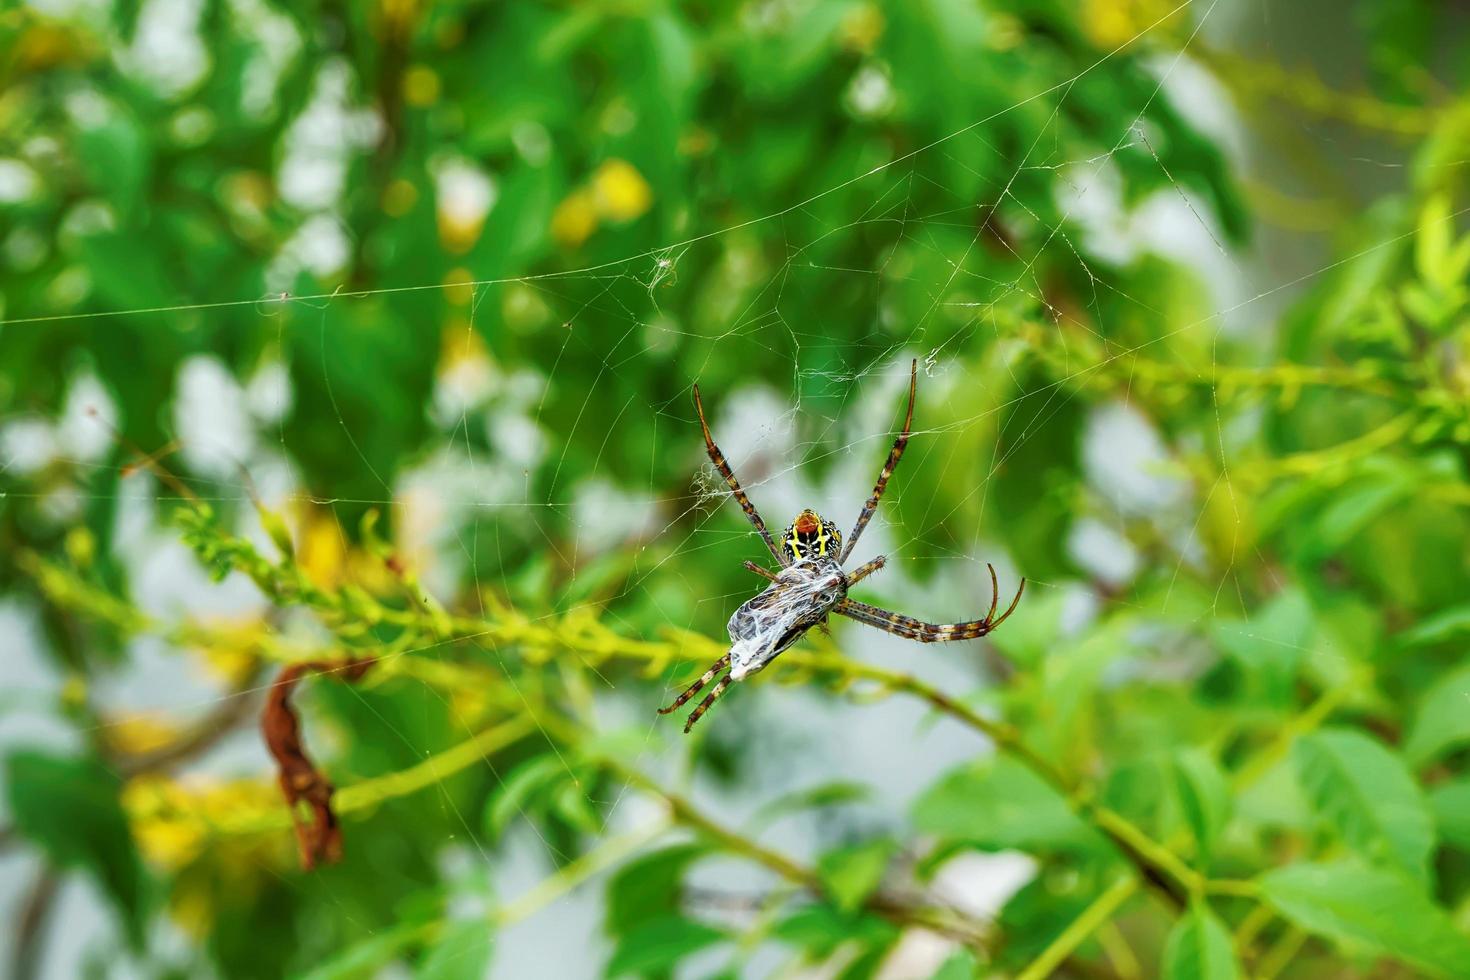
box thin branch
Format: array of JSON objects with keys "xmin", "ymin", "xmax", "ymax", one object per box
[
  {"xmin": 10, "ymin": 866, "xmax": 60, "ymax": 980},
  {"xmin": 124, "ymin": 715, "xmax": 537, "ymax": 841},
  {"xmin": 1256, "ymin": 926, "xmax": 1308, "ymax": 980},
  {"xmin": 490, "ymin": 822, "xmax": 669, "ymax": 928},
  {"xmin": 115, "ymin": 665, "xmax": 268, "ymax": 777},
  {"xmin": 1015, "ymin": 876, "xmax": 1139, "ymax": 980},
  {"xmin": 1193, "ymin": 43, "xmax": 1442, "ymax": 137},
  {"xmin": 607, "ymin": 760, "xmax": 993, "ymax": 952}
]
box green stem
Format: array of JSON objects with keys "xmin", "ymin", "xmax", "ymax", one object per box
[
  {"xmin": 1204, "ymin": 878, "xmax": 1259, "ymax": 899},
  {"xmin": 1087, "ymin": 806, "xmax": 1202, "ymax": 901},
  {"xmin": 1015, "ymin": 876, "xmax": 1139, "ymax": 980},
  {"xmin": 613, "ymin": 763, "xmax": 820, "ymax": 889},
  {"xmin": 1256, "ymin": 926, "xmax": 1308, "ymax": 980},
  {"xmin": 334, "ymin": 716, "xmax": 537, "ymax": 814},
  {"xmin": 1232, "ymin": 678, "xmax": 1359, "ymax": 790},
  {"xmin": 600, "ymin": 757, "xmax": 991, "ymax": 951},
  {"xmin": 491, "ymin": 822, "xmax": 669, "ymax": 927}
]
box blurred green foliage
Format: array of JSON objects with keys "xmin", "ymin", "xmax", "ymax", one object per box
[{"xmin": 3, "ymin": 0, "xmax": 1470, "ymax": 978}]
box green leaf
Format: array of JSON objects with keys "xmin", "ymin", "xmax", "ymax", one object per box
[
  {"xmin": 1033, "ymin": 617, "xmax": 1132, "ymax": 764},
  {"xmin": 1172, "ymin": 748, "xmax": 1231, "ymax": 865},
  {"xmin": 78, "ymin": 232, "xmax": 174, "ymax": 314},
  {"xmin": 913, "ymin": 756, "xmax": 1107, "ymax": 854},
  {"xmin": 1213, "ymin": 588, "xmax": 1313, "ymax": 706},
  {"xmin": 1259, "ymin": 860, "xmax": 1470, "ymax": 977},
  {"xmin": 1302, "ymin": 475, "xmax": 1413, "ymax": 559},
  {"xmin": 1293, "ymin": 728, "xmax": 1434, "ymax": 879},
  {"xmin": 605, "ymin": 916, "xmax": 727, "ymax": 977},
  {"xmin": 929, "ymin": 949, "xmax": 980, "ymax": 980},
  {"xmin": 1415, "ymin": 193, "xmax": 1456, "ymax": 289},
  {"xmin": 752, "ymin": 780, "xmax": 872, "ymax": 827},
  {"xmin": 1162, "ymin": 901, "xmax": 1241, "ymax": 980},
  {"xmin": 817, "ymin": 839, "xmax": 897, "ymax": 913},
  {"xmin": 4, "ymin": 750, "xmax": 146, "ymax": 948},
  {"xmin": 773, "ymin": 904, "xmax": 897, "ymax": 957},
  {"xmin": 417, "ymin": 920, "xmax": 493, "ymax": 980},
  {"xmin": 482, "ymin": 755, "xmax": 565, "ymax": 839},
  {"xmin": 1403, "ymin": 663, "xmax": 1470, "ymax": 767},
  {"xmin": 986, "ymin": 586, "xmax": 1067, "ymax": 670},
  {"xmin": 992, "ymin": 877, "xmax": 1093, "ymax": 971},
  {"xmin": 605, "ymin": 844, "xmax": 708, "ymax": 937},
  {"xmin": 1428, "ymin": 778, "xmax": 1470, "ymax": 852},
  {"xmin": 551, "ymin": 778, "xmax": 602, "ymax": 836},
  {"xmin": 301, "ymin": 923, "xmax": 425, "ymax": 980},
  {"xmin": 1399, "ymin": 604, "xmax": 1470, "ymax": 647},
  {"xmin": 76, "ymin": 109, "xmax": 151, "ymax": 218}
]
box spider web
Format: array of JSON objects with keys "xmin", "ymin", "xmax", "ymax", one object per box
[{"xmin": 0, "ymin": 0, "xmax": 1445, "ymax": 974}]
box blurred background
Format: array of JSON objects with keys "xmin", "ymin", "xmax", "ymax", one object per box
[{"xmin": 3, "ymin": 0, "xmax": 1470, "ymax": 977}]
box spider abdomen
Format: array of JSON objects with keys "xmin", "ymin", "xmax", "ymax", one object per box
[{"xmin": 726, "ymin": 557, "xmax": 847, "ymax": 681}]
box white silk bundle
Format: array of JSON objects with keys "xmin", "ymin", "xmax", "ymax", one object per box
[{"xmin": 726, "ymin": 558, "xmax": 847, "ymax": 680}]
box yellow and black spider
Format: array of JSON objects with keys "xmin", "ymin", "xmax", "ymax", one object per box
[{"xmin": 660, "ymin": 359, "xmax": 1025, "ymax": 732}]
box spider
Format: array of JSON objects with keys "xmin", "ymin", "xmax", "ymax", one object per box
[{"xmin": 660, "ymin": 359, "xmax": 1025, "ymax": 732}]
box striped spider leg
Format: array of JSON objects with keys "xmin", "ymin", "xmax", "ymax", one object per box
[
  {"xmin": 693, "ymin": 383, "xmax": 786, "ymax": 566},
  {"xmin": 746, "ymin": 556, "xmax": 885, "ymax": 586},
  {"xmin": 830, "ymin": 359, "xmax": 1025, "ymax": 643},
  {"xmin": 839, "ymin": 358, "xmax": 917, "ymax": 564},
  {"xmin": 657, "ymin": 653, "xmax": 731, "ymax": 733},
  {"xmin": 834, "ymin": 563, "xmax": 1025, "ymax": 642}
]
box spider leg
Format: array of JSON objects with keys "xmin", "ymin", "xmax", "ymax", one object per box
[
  {"xmin": 833, "ymin": 565, "xmax": 1025, "ymax": 642},
  {"xmin": 658, "ymin": 654, "xmax": 730, "ymax": 715},
  {"xmin": 833, "ymin": 599, "xmax": 936, "ymax": 641},
  {"xmin": 683, "ymin": 674, "xmax": 733, "ymax": 733},
  {"xmin": 695, "ymin": 384, "xmax": 785, "ymax": 565},
  {"xmin": 990, "ymin": 566, "xmax": 1026, "ymax": 628},
  {"xmin": 844, "ymin": 555, "xmax": 886, "ymax": 587},
  {"xmin": 742, "ymin": 560, "xmax": 781, "ymax": 584},
  {"xmin": 840, "ymin": 359, "xmax": 918, "ymax": 564}
]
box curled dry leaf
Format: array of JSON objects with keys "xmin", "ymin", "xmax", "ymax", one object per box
[{"xmin": 261, "ymin": 656, "xmax": 376, "ymax": 870}]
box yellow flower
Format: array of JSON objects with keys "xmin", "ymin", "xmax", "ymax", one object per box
[
  {"xmin": 403, "ymin": 64, "xmax": 440, "ymax": 107},
  {"xmin": 551, "ymin": 188, "xmax": 599, "ymax": 248},
  {"xmin": 191, "ymin": 616, "xmax": 266, "ymax": 685},
  {"xmin": 298, "ymin": 507, "xmax": 347, "ymax": 591},
  {"xmin": 134, "ymin": 812, "xmax": 207, "ymax": 870},
  {"xmin": 378, "ymin": 0, "xmax": 421, "ymax": 40},
  {"xmin": 839, "ymin": 4, "xmax": 885, "ymax": 53},
  {"xmin": 107, "ymin": 713, "xmax": 179, "ymax": 756},
  {"xmin": 592, "ymin": 158, "xmax": 652, "ymax": 222},
  {"xmin": 552, "ymin": 159, "xmax": 653, "ymax": 247},
  {"xmin": 1082, "ymin": 0, "xmax": 1135, "ymax": 48},
  {"xmin": 1082, "ymin": 0, "xmax": 1179, "ymax": 49},
  {"xmin": 64, "ymin": 526, "xmax": 95, "ymax": 568},
  {"xmin": 124, "ymin": 776, "xmax": 207, "ymax": 870},
  {"xmin": 439, "ymin": 318, "xmax": 490, "ymax": 367}
]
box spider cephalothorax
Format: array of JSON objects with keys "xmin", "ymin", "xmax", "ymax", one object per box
[
  {"xmin": 781, "ymin": 509, "xmax": 843, "ymax": 562},
  {"xmin": 661, "ymin": 359, "xmax": 1025, "ymax": 732}
]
